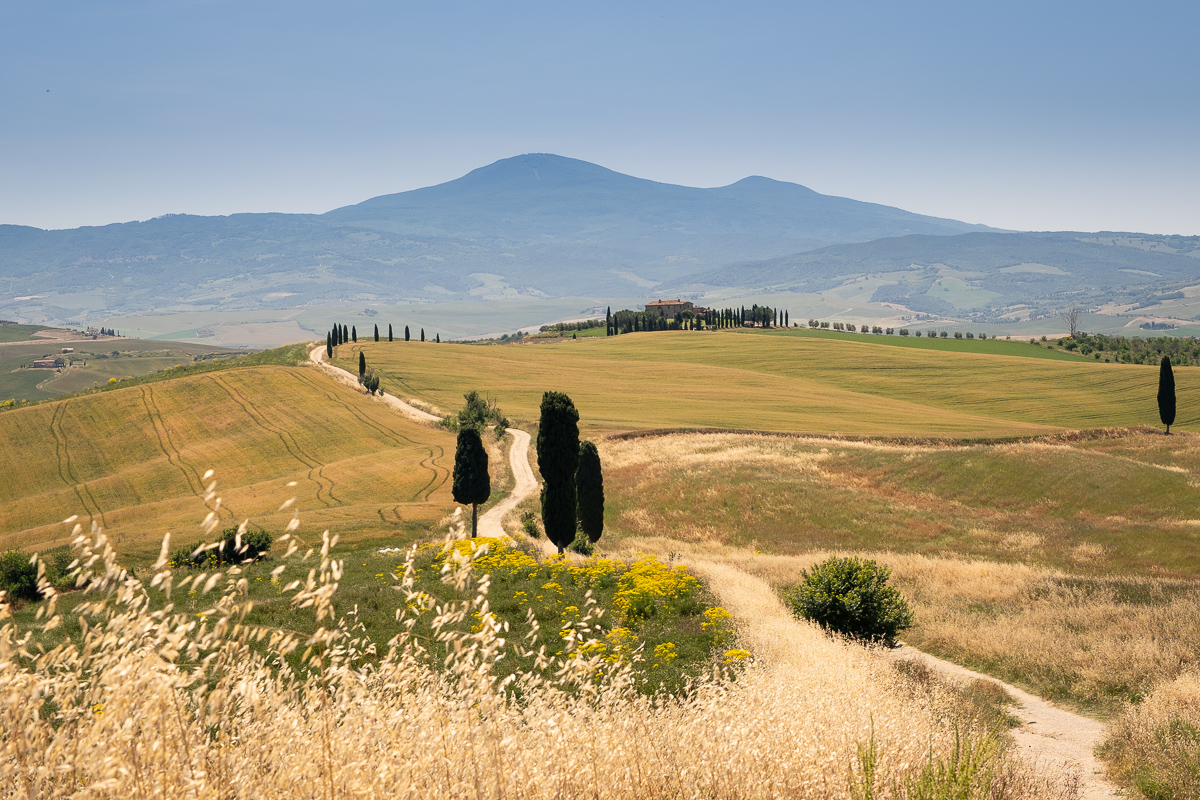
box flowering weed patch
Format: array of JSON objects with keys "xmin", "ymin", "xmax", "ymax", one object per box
[{"xmin": 410, "ymin": 536, "xmax": 719, "ymax": 692}]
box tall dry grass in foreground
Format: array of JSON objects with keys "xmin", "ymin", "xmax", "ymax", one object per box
[
  {"xmin": 1101, "ymin": 672, "xmax": 1200, "ymax": 798},
  {"xmin": 1, "ymin": 517, "xmax": 1077, "ymax": 798}
]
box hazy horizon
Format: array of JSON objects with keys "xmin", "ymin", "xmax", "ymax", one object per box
[{"xmin": 4, "ymin": 1, "xmax": 1199, "ymax": 235}]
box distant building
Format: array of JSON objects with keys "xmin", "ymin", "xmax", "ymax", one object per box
[
  {"xmin": 32, "ymin": 358, "xmax": 58, "ymax": 369},
  {"xmin": 645, "ymin": 299, "xmax": 694, "ymax": 317},
  {"xmin": 61, "ymin": 347, "xmax": 74, "ymax": 353}
]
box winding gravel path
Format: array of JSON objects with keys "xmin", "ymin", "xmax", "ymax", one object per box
[
  {"xmin": 309, "ymin": 344, "xmax": 538, "ymax": 539},
  {"xmin": 891, "ymin": 646, "xmax": 1116, "ymax": 798},
  {"xmin": 308, "ymin": 344, "xmax": 1116, "ymax": 795},
  {"xmin": 310, "ymin": 345, "xmax": 441, "ymax": 423}
]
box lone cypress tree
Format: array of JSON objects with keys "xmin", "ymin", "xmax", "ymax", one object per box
[
  {"xmin": 358, "ymin": 350, "xmax": 366, "ymax": 378},
  {"xmin": 374, "ymin": 324, "xmax": 379, "ymax": 342},
  {"xmin": 1159, "ymin": 355, "xmax": 1177, "ymax": 434},
  {"xmin": 436, "ymin": 333, "xmax": 440, "ymax": 343},
  {"xmin": 452, "ymin": 428, "xmax": 490, "ymax": 537},
  {"xmin": 352, "ymin": 326, "xmax": 357, "ymax": 343},
  {"xmin": 420, "ymin": 328, "xmax": 425, "ymax": 342},
  {"xmin": 537, "ymin": 391, "xmax": 580, "ymax": 553},
  {"xmin": 388, "ymin": 324, "xmax": 393, "ymax": 342},
  {"xmin": 404, "ymin": 325, "xmax": 410, "ymax": 342},
  {"xmin": 576, "ymin": 439, "xmax": 604, "ymax": 544}
]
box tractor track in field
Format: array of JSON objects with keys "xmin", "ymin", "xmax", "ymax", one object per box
[
  {"xmin": 49, "ymin": 400, "xmax": 106, "ymax": 529},
  {"xmin": 289, "ymin": 370, "xmax": 449, "ymax": 502},
  {"xmin": 140, "ymin": 385, "xmax": 205, "ymax": 497},
  {"xmin": 208, "ymin": 374, "xmax": 337, "ymax": 508},
  {"xmin": 306, "ymin": 348, "xmax": 450, "ymax": 501}
]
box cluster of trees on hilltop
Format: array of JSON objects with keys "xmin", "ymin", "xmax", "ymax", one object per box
[
  {"xmin": 1050, "ymin": 332, "xmax": 1200, "ymax": 365},
  {"xmin": 604, "ymin": 304, "xmax": 791, "ymax": 335}
]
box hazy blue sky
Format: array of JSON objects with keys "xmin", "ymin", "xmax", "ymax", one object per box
[{"xmin": 3, "ymin": 1, "xmax": 1198, "ymax": 233}]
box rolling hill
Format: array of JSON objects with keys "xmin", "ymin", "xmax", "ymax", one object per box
[
  {"xmin": 0, "ymin": 154, "xmax": 992, "ymax": 324},
  {"xmin": 0, "ymin": 362, "xmax": 457, "ymax": 556},
  {"xmin": 666, "ymin": 231, "xmax": 1200, "ymax": 324}
]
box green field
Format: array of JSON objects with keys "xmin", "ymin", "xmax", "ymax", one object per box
[
  {"xmin": 0, "ymin": 336, "xmax": 238, "ymax": 402},
  {"xmin": 0, "ymin": 362, "xmax": 460, "ymax": 558},
  {"xmin": 0, "ymin": 322, "xmax": 53, "ymax": 343},
  {"xmin": 334, "ymin": 328, "xmax": 1191, "ymax": 438}
]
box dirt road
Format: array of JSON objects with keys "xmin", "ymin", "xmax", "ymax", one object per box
[
  {"xmin": 308, "ymin": 345, "xmax": 1115, "ymax": 795},
  {"xmin": 309, "ymin": 345, "xmax": 442, "ymax": 424}
]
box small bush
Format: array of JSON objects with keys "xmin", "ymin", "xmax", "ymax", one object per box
[
  {"xmin": 782, "ymin": 556, "xmax": 914, "ymax": 647},
  {"xmin": 521, "ymin": 510, "xmax": 541, "ymax": 538},
  {"xmin": 0, "ymin": 550, "xmax": 38, "ymax": 602},
  {"xmin": 170, "ymin": 527, "xmax": 272, "ymax": 569},
  {"xmin": 567, "ymin": 530, "xmax": 595, "ymax": 556}
]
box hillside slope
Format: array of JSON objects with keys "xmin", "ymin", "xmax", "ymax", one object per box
[
  {"xmin": 0, "ymin": 154, "xmax": 992, "ymax": 321},
  {"xmin": 334, "ymin": 330, "xmax": 1196, "ymax": 438},
  {"xmin": 667, "ymin": 231, "xmax": 1200, "ymax": 323},
  {"xmin": 0, "ymin": 364, "xmax": 456, "ymax": 556}
]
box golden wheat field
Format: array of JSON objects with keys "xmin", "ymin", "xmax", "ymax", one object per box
[
  {"xmin": 335, "ymin": 329, "xmax": 1196, "ymax": 437},
  {"xmin": 0, "ymin": 363, "xmax": 458, "ymax": 557}
]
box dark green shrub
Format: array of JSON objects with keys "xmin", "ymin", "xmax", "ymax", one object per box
[
  {"xmin": 169, "ymin": 527, "xmax": 272, "ymax": 569},
  {"xmin": 520, "ymin": 510, "xmax": 541, "ymax": 538},
  {"xmin": 567, "ymin": 531, "xmax": 594, "ymax": 556},
  {"xmin": 782, "ymin": 556, "xmax": 913, "ymax": 647},
  {"xmin": 0, "ymin": 550, "xmax": 38, "ymax": 602}
]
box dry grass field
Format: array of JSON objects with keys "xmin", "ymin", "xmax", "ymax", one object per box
[
  {"xmin": 0, "ymin": 363, "xmax": 462, "ymax": 558},
  {"xmin": 335, "ymin": 328, "xmax": 1195, "ymax": 437},
  {"xmin": 0, "ymin": 522, "xmax": 1076, "ymax": 798}
]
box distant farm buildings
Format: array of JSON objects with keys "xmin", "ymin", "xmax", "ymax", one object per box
[
  {"xmin": 31, "ymin": 358, "xmax": 60, "ymax": 369},
  {"xmin": 645, "ymin": 299, "xmax": 694, "ymax": 317}
]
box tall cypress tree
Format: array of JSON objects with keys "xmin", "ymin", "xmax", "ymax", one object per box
[
  {"xmin": 358, "ymin": 350, "xmax": 366, "ymax": 377},
  {"xmin": 576, "ymin": 440, "xmax": 604, "ymax": 544},
  {"xmin": 420, "ymin": 328, "xmax": 425, "ymax": 342},
  {"xmin": 351, "ymin": 326, "xmax": 357, "ymax": 343},
  {"xmin": 436, "ymin": 333, "xmax": 440, "ymax": 343},
  {"xmin": 343, "ymin": 324, "xmax": 349, "ymax": 343},
  {"xmin": 452, "ymin": 428, "xmax": 490, "ymax": 538},
  {"xmin": 537, "ymin": 391, "xmax": 580, "ymax": 554},
  {"xmin": 1159, "ymin": 355, "xmax": 1177, "ymax": 434},
  {"xmin": 404, "ymin": 325, "xmax": 410, "ymax": 342},
  {"xmin": 374, "ymin": 324, "xmax": 379, "ymax": 342},
  {"xmin": 326, "ymin": 331, "xmax": 333, "ymax": 359},
  {"xmin": 388, "ymin": 323, "xmax": 393, "ymax": 342}
]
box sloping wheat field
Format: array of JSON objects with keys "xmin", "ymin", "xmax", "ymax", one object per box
[
  {"xmin": 0, "ymin": 364, "xmax": 456, "ymax": 556},
  {"xmin": 334, "ymin": 329, "xmax": 1195, "ymax": 437}
]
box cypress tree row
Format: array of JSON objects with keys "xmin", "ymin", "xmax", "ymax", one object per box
[
  {"xmin": 1159, "ymin": 356, "xmax": 1177, "ymax": 434},
  {"xmin": 537, "ymin": 391, "xmax": 580, "ymax": 554},
  {"xmin": 374, "ymin": 324, "xmax": 379, "ymax": 342},
  {"xmin": 576, "ymin": 439, "xmax": 604, "ymax": 544},
  {"xmin": 452, "ymin": 427, "xmax": 491, "ymax": 538},
  {"xmin": 388, "ymin": 324, "xmax": 393, "ymax": 342}
]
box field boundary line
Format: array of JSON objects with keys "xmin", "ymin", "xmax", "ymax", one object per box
[{"xmin": 605, "ymin": 425, "xmax": 1162, "ymax": 448}]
